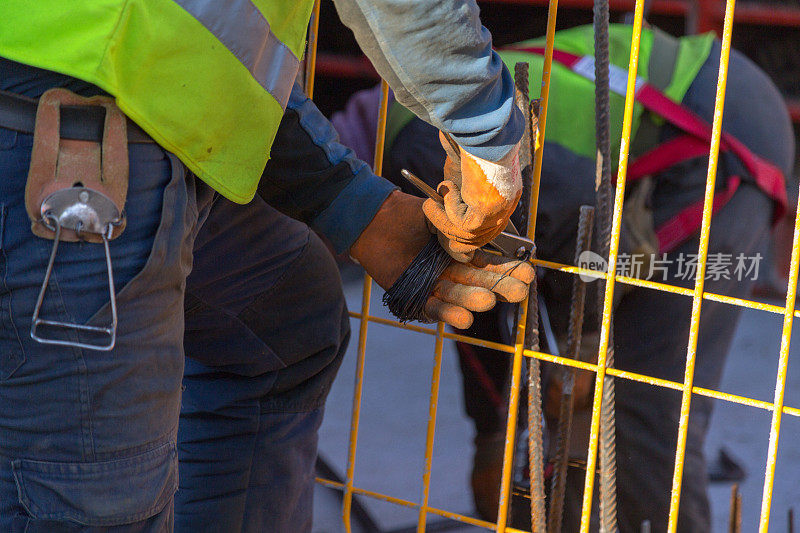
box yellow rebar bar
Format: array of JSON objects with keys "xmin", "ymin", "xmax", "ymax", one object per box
[
  {"xmin": 496, "ymin": 301, "xmax": 528, "ymax": 531},
  {"xmin": 347, "ymin": 312, "xmax": 800, "ymax": 418},
  {"xmin": 579, "ymin": 0, "xmax": 645, "ymax": 529},
  {"xmin": 319, "ymin": 476, "xmax": 534, "ymax": 532},
  {"xmin": 494, "ymin": 0, "xmax": 558, "ymax": 529},
  {"xmin": 758, "ymin": 186, "xmax": 800, "ymax": 531},
  {"xmin": 666, "ymin": 1, "xmax": 736, "ymax": 528},
  {"xmin": 342, "ymin": 80, "xmax": 390, "ymax": 532},
  {"xmin": 301, "ymin": 0, "xmax": 800, "ymax": 525},
  {"xmin": 345, "ymin": 241, "xmax": 794, "ymax": 320},
  {"xmin": 303, "ymin": 0, "xmax": 322, "ymax": 99},
  {"xmin": 417, "ymin": 321, "xmax": 446, "ymax": 532},
  {"xmin": 528, "ymin": 0, "xmax": 560, "ymax": 237},
  {"xmin": 529, "ymin": 256, "xmax": 800, "ymax": 319}
]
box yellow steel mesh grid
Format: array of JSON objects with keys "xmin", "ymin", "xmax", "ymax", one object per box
[{"xmin": 304, "ymin": 0, "xmax": 800, "ymax": 531}]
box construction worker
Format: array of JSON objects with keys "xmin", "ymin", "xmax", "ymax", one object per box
[
  {"xmin": 333, "ymin": 23, "xmax": 794, "ymax": 531},
  {"xmin": 0, "ymin": 1, "xmax": 531, "ymax": 531}
]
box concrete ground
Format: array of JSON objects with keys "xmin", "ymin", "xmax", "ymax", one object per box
[{"xmin": 312, "ymin": 267, "xmax": 800, "ymax": 532}]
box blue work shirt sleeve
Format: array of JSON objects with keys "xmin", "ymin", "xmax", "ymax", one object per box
[
  {"xmin": 258, "ymin": 84, "xmax": 396, "ymax": 254},
  {"xmin": 331, "ymin": 0, "xmax": 524, "ymax": 162}
]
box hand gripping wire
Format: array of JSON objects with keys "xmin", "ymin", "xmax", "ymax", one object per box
[{"xmin": 30, "ymin": 187, "xmax": 123, "ymax": 351}]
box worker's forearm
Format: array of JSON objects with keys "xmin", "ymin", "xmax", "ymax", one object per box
[
  {"xmin": 258, "ymin": 84, "xmax": 396, "ymax": 253},
  {"xmin": 331, "ymin": 0, "xmax": 523, "ymax": 162}
]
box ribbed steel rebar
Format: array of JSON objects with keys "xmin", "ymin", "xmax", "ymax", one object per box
[
  {"xmin": 514, "ymin": 61, "xmax": 547, "ymax": 533},
  {"xmin": 593, "ymin": 0, "xmax": 619, "ymax": 529},
  {"xmin": 548, "ymin": 205, "xmax": 595, "ymax": 533}
]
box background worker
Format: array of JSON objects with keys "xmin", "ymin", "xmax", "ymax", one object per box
[
  {"xmin": 333, "ymin": 23, "xmax": 794, "ymax": 531},
  {"xmin": 0, "ymin": 1, "xmax": 530, "ymax": 531}
]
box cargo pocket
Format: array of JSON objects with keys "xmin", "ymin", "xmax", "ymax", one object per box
[
  {"xmin": 11, "ymin": 441, "xmax": 177, "ymax": 527},
  {"xmin": 0, "ymin": 126, "xmax": 26, "ymax": 379},
  {"xmin": 0, "ymin": 204, "xmax": 25, "ymax": 380}
]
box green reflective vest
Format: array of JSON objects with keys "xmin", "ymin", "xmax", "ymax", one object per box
[
  {"xmin": 387, "ymin": 24, "xmax": 715, "ymax": 169},
  {"xmin": 0, "ymin": 0, "xmax": 314, "ymax": 203}
]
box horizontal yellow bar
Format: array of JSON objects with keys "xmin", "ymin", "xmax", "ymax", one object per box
[
  {"xmin": 349, "ymin": 313, "xmax": 800, "ymax": 418},
  {"xmin": 314, "ymin": 477, "xmax": 504, "ymax": 533},
  {"xmin": 359, "ymin": 254, "xmax": 788, "ymax": 316},
  {"xmin": 530, "ymin": 258, "xmax": 795, "ymax": 317},
  {"xmin": 314, "ymin": 477, "xmax": 530, "ymax": 532}
]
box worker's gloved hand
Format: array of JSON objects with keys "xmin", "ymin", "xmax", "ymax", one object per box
[
  {"xmin": 423, "ymin": 132, "xmax": 522, "ymax": 262},
  {"xmin": 426, "ymin": 249, "xmax": 534, "ymax": 328},
  {"xmin": 351, "ymin": 191, "xmax": 534, "ymax": 329}
]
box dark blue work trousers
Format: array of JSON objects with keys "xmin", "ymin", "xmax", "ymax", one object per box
[{"xmin": 0, "ymin": 119, "xmax": 348, "ymax": 531}]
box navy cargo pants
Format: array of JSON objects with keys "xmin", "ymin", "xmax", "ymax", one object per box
[{"xmin": 0, "ymin": 67, "xmax": 349, "ymax": 531}]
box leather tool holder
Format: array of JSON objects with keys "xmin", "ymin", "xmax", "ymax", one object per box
[{"xmin": 25, "ymin": 88, "xmax": 128, "ymax": 243}]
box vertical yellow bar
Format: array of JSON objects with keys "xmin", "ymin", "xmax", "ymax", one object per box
[
  {"xmin": 304, "ymin": 0, "xmax": 322, "ymax": 99},
  {"xmin": 494, "ymin": 1, "xmax": 559, "ymax": 531},
  {"xmin": 666, "ymin": 0, "xmax": 736, "ymax": 529},
  {"xmin": 342, "ymin": 80, "xmax": 390, "ymax": 533},
  {"xmin": 495, "ymin": 303, "xmax": 528, "ymax": 533},
  {"xmin": 758, "ymin": 187, "xmax": 800, "ymax": 531},
  {"xmin": 417, "ymin": 321, "xmax": 446, "ymax": 533},
  {"xmin": 529, "ymin": 0, "xmax": 559, "ymax": 236},
  {"xmin": 579, "ymin": 0, "xmax": 645, "ymax": 529}
]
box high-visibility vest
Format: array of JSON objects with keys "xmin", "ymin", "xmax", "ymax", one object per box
[
  {"xmin": 387, "ymin": 25, "xmax": 715, "ymax": 170},
  {"xmin": 0, "ymin": 0, "xmax": 314, "ymax": 204},
  {"xmin": 500, "ymin": 24, "xmax": 714, "ymax": 164},
  {"xmin": 386, "ymin": 25, "xmax": 786, "ymax": 253},
  {"xmin": 514, "ymin": 44, "xmax": 787, "ymax": 252}
]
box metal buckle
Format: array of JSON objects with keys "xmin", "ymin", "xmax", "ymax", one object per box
[{"xmin": 30, "ymin": 187, "xmax": 123, "ymax": 351}]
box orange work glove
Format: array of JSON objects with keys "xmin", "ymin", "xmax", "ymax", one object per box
[
  {"xmin": 351, "ymin": 191, "xmax": 533, "ymax": 329},
  {"xmin": 422, "ymin": 132, "xmax": 522, "ymax": 262},
  {"xmin": 425, "ymin": 248, "xmax": 534, "ymax": 328}
]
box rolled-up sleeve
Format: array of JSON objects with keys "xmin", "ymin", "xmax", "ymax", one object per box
[{"xmin": 331, "ymin": 0, "xmax": 523, "ymax": 162}]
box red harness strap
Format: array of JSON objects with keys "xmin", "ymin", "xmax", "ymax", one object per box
[{"xmin": 512, "ymin": 46, "xmax": 788, "ymax": 252}]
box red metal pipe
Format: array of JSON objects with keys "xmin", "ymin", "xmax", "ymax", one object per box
[
  {"xmin": 479, "ymin": 0, "xmax": 689, "ymax": 16},
  {"xmin": 733, "ymin": 3, "xmax": 800, "ymax": 27},
  {"xmin": 314, "ymin": 4, "xmax": 800, "ymax": 126},
  {"xmin": 315, "ymin": 54, "xmax": 378, "ymax": 79},
  {"xmin": 786, "ymin": 99, "xmax": 800, "ymax": 124}
]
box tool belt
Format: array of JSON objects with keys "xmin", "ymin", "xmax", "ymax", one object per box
[
  {"xmin": 0, "ymin": 89, "xmax": 153, "ymax": 144},
  {"xmin": 0, "ymin": 88, "xmax": 155, "ymax": 351},
  {"xmin": 0, "ymin": 87, "xmax": 156, "ymax": 241}
]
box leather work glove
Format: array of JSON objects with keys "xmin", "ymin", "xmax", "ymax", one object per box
[
  {"xmin": 422, "ymin": 132, "xmax": 522, "ymax": 262},
  {"xmin": 351, "ymin": 191, "xmax": 534, "ymax": 329}
]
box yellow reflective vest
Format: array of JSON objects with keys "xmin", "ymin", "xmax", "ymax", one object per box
[{"xmin": 0, "ymin": 0, "xmax": 314, "ymax": 203}]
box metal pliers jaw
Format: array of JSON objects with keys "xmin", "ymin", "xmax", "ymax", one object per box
[
  {"xmin": 30, "ymin": 187, "xmax": 124, "ymax": 351},
  {"xmin": 485, "ymin": 219, "xmax": 535, "ymax": 260}
]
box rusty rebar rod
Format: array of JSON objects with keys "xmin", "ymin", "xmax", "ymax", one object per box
[
  {"xmin": 729, "ymin": 484, "xmax": 742, "ymax": 533},
  {"xmin": 513, "ymin": 61, "xmax": 547, "ymax": 533},
  {"xmin": 593, "ymin": 0, "xmax": 619, "ymax": 528},
  {"xmin": 548, "ymin": 205, "xmax": 595, "ymax": 533}
]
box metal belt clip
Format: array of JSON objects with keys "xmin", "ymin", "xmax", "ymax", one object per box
[
  {"xmin": 31, "ymin": 188, "xmax": 123, "ymax": 350},
  {"xmin": 25, "ymin": 88, "xmax": 130, "ymax": 351}
]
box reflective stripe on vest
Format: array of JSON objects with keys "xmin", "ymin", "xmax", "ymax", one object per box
[
  {"xmin": 0, "ymin": 0, "xmax": 314, "ymax": 204},
  {"xmin": 176, "ymin": 0, "xmax": 299, "ymax": 108}
]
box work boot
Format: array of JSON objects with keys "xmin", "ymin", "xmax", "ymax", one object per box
[{"xmin": 470, "ymin": 432, "xmax": 505, "ymax": 521}]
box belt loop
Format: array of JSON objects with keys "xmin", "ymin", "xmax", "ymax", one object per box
[{"xmin": 25, "ymin": 88, "xmax": 130, "ymax": 351}]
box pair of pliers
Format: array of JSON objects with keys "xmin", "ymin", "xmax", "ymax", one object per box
[{"xmin": 400, "ymin": 169, "xmax": 535, "ymax": 260}]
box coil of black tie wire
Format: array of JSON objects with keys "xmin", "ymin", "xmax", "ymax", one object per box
[{"xmin": 382, "ymin": 235, "xmax": 453, "ymax": 322}]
